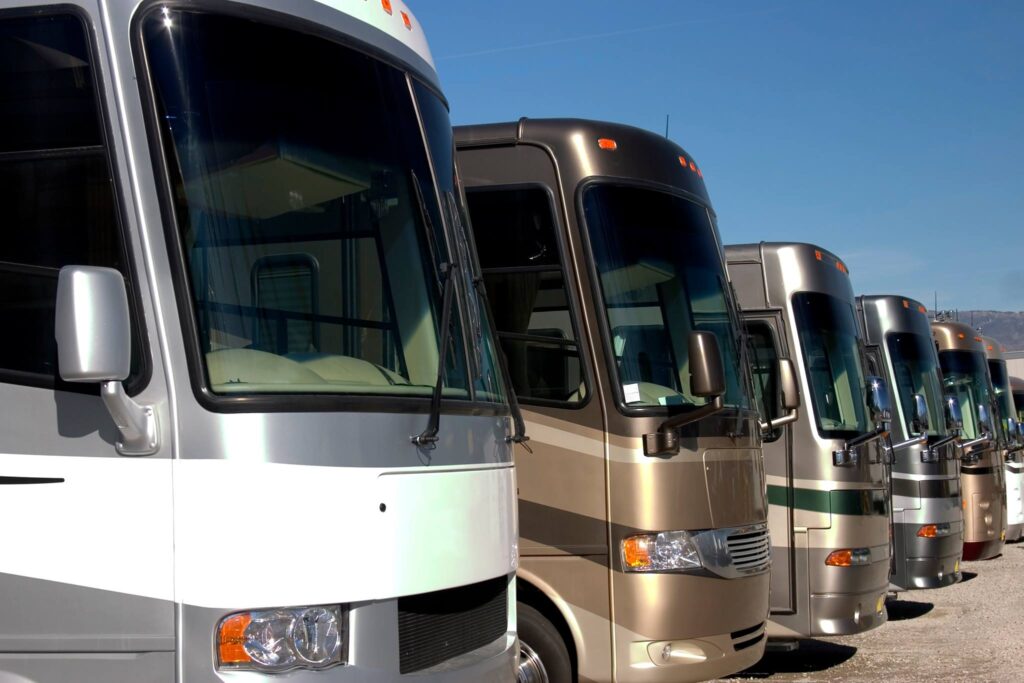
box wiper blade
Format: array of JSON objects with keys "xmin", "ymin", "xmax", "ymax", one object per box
[{"xmin": 412, "ymin": 262, "xmax": 457, "ymax": 449}]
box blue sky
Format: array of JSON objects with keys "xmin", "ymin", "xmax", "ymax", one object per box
[{"xmin": 415, "ymin": 1, "xmax": 1024, "ymax": 312}]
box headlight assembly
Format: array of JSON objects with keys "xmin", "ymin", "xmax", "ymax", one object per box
[
  {"xmin": 621, "ymin": 530, "xmax": 703, "ymax": 573},
  {"xmin": 217, "ymin": 604, "xmax": 346, "ymax": 673}
]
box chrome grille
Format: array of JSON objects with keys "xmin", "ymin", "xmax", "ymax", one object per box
[{"xmin": 727, "ymin": 526, "xmax": 771, "ymax": 574}]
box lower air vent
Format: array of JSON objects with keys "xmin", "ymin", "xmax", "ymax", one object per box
[
  {"xmin": 398, "ymin": 576, "xmax": 508, "ymax": 674},
  {"xmin": 731, "ymin": 621, "xmax": 766, "ymax": 652}
]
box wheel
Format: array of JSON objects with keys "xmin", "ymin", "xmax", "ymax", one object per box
[{"xmin": 517, "ymin": 602, "xmax": 573, "ymax": 683}]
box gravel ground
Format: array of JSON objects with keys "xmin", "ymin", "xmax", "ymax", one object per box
[{"xmin": 720, "ymin": 543, "xmax": 1024, "ymax": 682}]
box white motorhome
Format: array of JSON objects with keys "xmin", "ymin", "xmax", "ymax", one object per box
[{"xmin": 0, "ymin": 1, "xmax": 518, "ymax": 681}]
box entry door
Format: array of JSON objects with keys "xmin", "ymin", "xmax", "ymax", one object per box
[
  {"xmin": 745, "ymin": 315, "xmax": 797, "ymax": 613},
  {"xmin": 0, "ymin": 7, "xmax": 174, "ymax": 682}
]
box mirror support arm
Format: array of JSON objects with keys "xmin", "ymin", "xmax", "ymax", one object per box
[
  {"xmin": 644, "ymin": 396, "xmax": 725, "ymax": 456},
  {"xmin": 759, "ymin": 407, "xmax": 798, "ymax": 436},
  {"xmin": 957, "ymin": 433, "xmax": 992, "ymax": 462},
  {"xmin": 884, "ymin": 433, "xmax": 928, "ymax": 463},
  {"xmin": 923, "ymin": 434, "xmax": 958, "ymax": 462},
  {"xmin": 833, "ymin": 425, "xmax": 888, "ymax": 466},
  {"xmin": 101, "ymin": 381, "xmax": 159, "ymax": 456}
]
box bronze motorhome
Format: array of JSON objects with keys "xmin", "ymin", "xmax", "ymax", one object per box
[
  {"xmin": 726, "ymin": 243, "xmax": 891, "ymax": 639},
  {"xmin": 457, "ymin": 119, "xmax": 773, "ymax": 682},
  {"xmin": 980, "ymin": 336, "xmax": 1023, "ymax": 542},
  {"xmin": 857, "ymin": 296, "xmax": 963, "ymax": 590},
  {"xmin": 932, "ymin": 322, "xmax": 1007, "ymax": 559}
]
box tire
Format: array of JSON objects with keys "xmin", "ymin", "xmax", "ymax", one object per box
[{"xmin": 517, "ymin": 602, "xmax": 573, "ymax": 683}]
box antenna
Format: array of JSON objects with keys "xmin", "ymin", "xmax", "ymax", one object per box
[{"xmin": 664, "ymin": 114, "xmax": 670, "ymax": 139}]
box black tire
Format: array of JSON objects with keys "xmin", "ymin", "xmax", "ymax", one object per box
[{"xmin": 517, "ymin": 602, "xmax": 573, "ymax": 683}]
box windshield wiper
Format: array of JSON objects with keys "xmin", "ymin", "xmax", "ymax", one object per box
[{"xmin": 412, "ymin": 261, "xmax": 457, "ymax": 449}]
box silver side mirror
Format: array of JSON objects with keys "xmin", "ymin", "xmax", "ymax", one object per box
[
  {"xmin": 56, "ymin": 266, "xmax": 131, "ymax": 382},
  {"xmin": 865, "ymin": 376, "xmax": 892, "ymax": 427},
  {"xmin": 945, "ymin": 396, "xmax": 963, "ymax": 433},
  {"xmin": 977, "ymin": 403, "xmax": 993, "ymax": 435},
  {"xmin": 759, "ymin": 358, "xmax": 800, "ymax": 435},
  {"xmin": 911, "ymin": 393, "xmax": 929, "ymax": 435},
  {"xmin": 55, "ymin": 266, "xmax": 158, "ymax": 456}
]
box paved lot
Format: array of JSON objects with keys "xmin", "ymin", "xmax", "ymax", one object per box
[{"xmin": 721, "ymin": 542, "xmax": 1024, "ymax": 682}]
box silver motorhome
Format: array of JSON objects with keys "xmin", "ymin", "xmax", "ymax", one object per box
[
  {"xmin": 857, "ymin": 295, "xmax": 963, "ymax": 590},
  {"xmin": 0, "ymin": 2, "xmax": 518, "ymax": 681},
  {"xmin": 726, "ymin": 243, "xmax": 891, "ymax": 639}
]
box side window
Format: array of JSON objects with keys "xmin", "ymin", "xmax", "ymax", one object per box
[
  {"xmin": 0, "ymin": 13, "xmax": 137, "ymax": 388},
  {"xmin": 467, "ymin": 187, "xmax": 586, "ymax": 406},
  {"xmin": 747, "ymin": 321, "xmax": 782, "ymax": 441}
]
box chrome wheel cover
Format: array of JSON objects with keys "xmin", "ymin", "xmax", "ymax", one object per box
[{"xmin": 517, "ymin": 641, "xmax": 549, "ymax": 683}]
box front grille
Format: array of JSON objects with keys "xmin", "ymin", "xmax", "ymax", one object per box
[
  {"xmin": 727, "ymin": 526, "xmax": 771, "ymax": 574},
  {"xmin": 731, "ymin": 621, "xmax": 766, "ymax": 652},
  {"xmin": 397, "ymin": 576, "xmax": 508, "ymax": 674}
]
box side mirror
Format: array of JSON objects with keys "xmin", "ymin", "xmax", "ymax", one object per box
[
  {"xmin": 55, "ymin": 266, "xmax": 131, "ymax": 382},
  {"xmin": 779, "ymin": 358, "xmax": 799, "ymax": 411},
  {"xmin": 945, "ymin": 396, "xmax": 963, "ymax": 433},
  {"xmin": 865, "ymin": 376, "xmax": 892, "ymax": 427},
  {"xmin": 55, "ymin": 266, "xmax": 157, "ymax": 456},
  {"xmin": 910, "ymin": 393, "xmax": 930, "ymax": 435},
  {"xmin": 1008, "ymin": 417, "xmax": 1019, "ymax": 446},
  {"xmin": 688, "ymin": 330, "xmax": 725, "ymax": 399},
  {"xmin": 977, "ymin": 403, "xmax": 993, "ymax": 435}
]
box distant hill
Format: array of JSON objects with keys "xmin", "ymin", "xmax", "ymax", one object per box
[{"xmin": 933, "ymin": 311, "xmax": 1024, "ymax": 352}]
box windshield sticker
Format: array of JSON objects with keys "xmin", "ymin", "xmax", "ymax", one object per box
[{"xmin": 623, "ymin": 383, "xmax": 641, "ymax": 404}]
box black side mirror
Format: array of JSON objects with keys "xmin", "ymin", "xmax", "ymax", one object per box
[
  {"xmin": 779, "ymin": 358, "xmax": 799, "ymax": 411},
  {"xmin": 911, "ymin": 393, "xmax": 929, "ymax": 435},
  {"xmin": 865, "ymin": 376, "xmax": 892, "ymax": 427},
  {"xmin": 688, "ymin": 330, "xmax": 725, "ymax": 399}
]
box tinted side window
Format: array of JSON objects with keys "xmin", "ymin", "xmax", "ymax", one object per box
[
  {"xmin": 747, "ymin": 321, "xmax": 782, "ymax": 441},
  {"xmin": 467, "ymin": 187, "xmax": 586, "ymax": 405},
  {"xmin": 0, "ymin": 14, "xmax": 134, "ymax": 387}
]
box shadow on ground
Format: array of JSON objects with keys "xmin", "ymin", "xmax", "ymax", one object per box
[
  {"xmin": 725, "ymin": 639, "xmax": 857, "ymax": 679},
  {"xmin": 959, "ymin": 570, "xmax": 978, "ymax": 583},
  {"xmin": 885, "ymin": 599, "xmax": 934, "ymax": 621}
]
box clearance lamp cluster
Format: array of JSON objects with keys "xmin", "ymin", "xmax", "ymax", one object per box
[{"xmin": 594, "ymin": 137, "xmax": 704, "ymax": 177}]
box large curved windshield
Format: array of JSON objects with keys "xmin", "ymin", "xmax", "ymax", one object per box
[
  {"xmin": 988, "ymin": 359, "xmax": 1014, "ymax": 442},
  {"xmin": 792, "ymin": 292, "xmax": 869, "ymax": 439},
  {"xmin": 938, "ymin": 350, "xmax": 993, "ymax": 440},
  {"xmin": 143, "ymin": 10, "xmax": 503, "ymax": 403},
  {"xmin": 885, "ymin": 332, "xmax": 945, "ymax": 437},
  {"xmin": 581, "ymin": 184, "xmax": 750, "ymax": 411}
]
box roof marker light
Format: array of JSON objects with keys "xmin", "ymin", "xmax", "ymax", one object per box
[
  {"xmin": 814, "ymin": 250, "xmax": 823, "ymax": 261},
  {"xmin": 903, "ymin": 300, "xmax": 910, "ymax": 309},
  {"xmin": 381, "ymin": 0, "xmax": 393, "ymax": 15},
  {"xmin": 837, "ymin": 261, "xmax": 848, "ymax": 274},
  {"xmin": 696, "ymin": 167, "xmax": 703, "ymax": 178},
  {"xmin": 957, "ymin": 333, "xmax": 966, "ymax": 339},
  {"xmin": 975, "ymin": 336, "xmax": 983, "ymax": 342},
  {"xmin": 919, "ymin": 305, "xmax": 927, "ymax": 314},
  {"xmin": 401, "ymin": 10, "xmax": 412, "ymax": 29},
  {"xmin": 689, "ymin": 161, "xmax": 697, "ymax": 172},
  {"xmin": 598, "ymin": 138, "xmax": 618, "ymax": 150}
]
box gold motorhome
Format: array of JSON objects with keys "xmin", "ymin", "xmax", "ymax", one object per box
[{"xmin": 458, "ymin": 119, "xmax": 773, "ymax": 683}]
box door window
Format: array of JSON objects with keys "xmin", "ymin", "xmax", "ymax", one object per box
[{"xmin": 747, "ymin": 321, "xmax": 783, "ymax": 442}]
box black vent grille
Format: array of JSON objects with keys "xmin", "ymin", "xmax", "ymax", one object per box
[
  {"xmin": 398, "ymin": 576, "xmax": 508, "ymax": 674},
  {"xmin": 731, "ymin": 621, "xmax": 766, "ymax": 652}
]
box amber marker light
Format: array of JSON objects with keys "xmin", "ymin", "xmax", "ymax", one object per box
[
  {"xmin": 597, "ymin": 138, "xmax": 618, "ymax": 150},
  {"xmin": 917, "ymin": 523, "xmax": 951, "ymax": 538},
  {"xmin": 903, "ymin": 300, "xmax": 910, "ymax": 308},
  {"xmin": 622, "ymin": 536, "xmax": 652, "ymax": 569},
  {"xmin": 401, "ymin": 11, "xmax": 412, "ymax": 29},
  {"xmin": 381, "ymin": 0, "xmax": 393, "ymax": 15},
  {"xmin": 814, "ymin": 250, "xmax": 823, "ymax": 261},
  {"xmin": 825, "ymin": 548, "xmax": 870, "ymax": 567},
  {"xmin": 217, "ymin": 612, "xmax": 252, "ymax": 666},
  {"xmin": 957, "ymin": 333, "xmax": 966, "ymax": 339}
]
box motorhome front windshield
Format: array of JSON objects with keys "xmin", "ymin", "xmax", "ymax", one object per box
[
  {"xmin": 792, "ymin": 292, "xmax": 870, "ymax": 439},
  {"xmin": 938, "ymin": 351, "xmax": 992, "ymax": 440},
  {"xmin": 143, "ymin": 9, "xmax": 505, "ymax": 402},
  {"xmin": 988, "ymin": 359, "xmax": 1014, "ymax": 441},
  {"xmin": 886, "ymin": 332, "xmax": 945, "ymax": 437},
  {"xmin": 580, "ymin": 184, "xmax": 750, "ymax": 411}
]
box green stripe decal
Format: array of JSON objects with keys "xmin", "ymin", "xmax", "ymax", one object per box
[{"xmin": 767, "ymin": 485, "xmax": 888, "ymax": 516}]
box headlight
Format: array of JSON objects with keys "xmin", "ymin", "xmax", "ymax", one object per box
[
  {"xmin": 621, "ymin": 530, "xmax": 702, "ymax": 572},
  {"xmin": 217, "ymin": 605, "xmax": 346, "ymax": 673}
]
